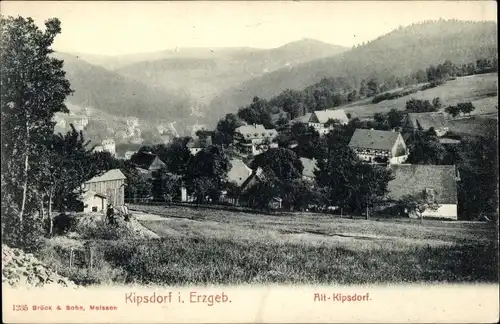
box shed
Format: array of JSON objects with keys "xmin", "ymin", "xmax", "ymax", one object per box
[{"xmin": 84, "ymin": 169, "xmax": 127, "ymax": 207}]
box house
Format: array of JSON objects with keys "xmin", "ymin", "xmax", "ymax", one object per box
[
  {"xmin": 102, "ymin": 138, "xmax": 116, "ymax": 156},
  {"xmin": 292, "ymin": 109, "xmax": 349, "ymax": 135},
  {"xmin": 348, "ymin": 129, "xmax": 409, "ymax": 165},
  {"xmin": 186, "ymin": 134, "xmax": 212, "ymax": 155},
  {"xmin": 387, "ymin": 165, "xmax": 459, "ymax": 220},
  {"xmin": 79, "ymin": 190, "xmax": 107, "ymax": 213},
  {"xmin": 83, "ymin": 169, "xmax": 126, "ymax": 207},
  {"xmin": 227, "ymin": 159, "xmax": 254, "ymax": 187},
  {"xmin": 402, "ymin": 112, "xmax": 449, "ymax": 136},
  {"xmin": 233, "ymin": 124, "xmax": 278, "ymax": 156},
  {"xmin": 130, "ymin": 151, "xmax": 166, "ymax": 174},
  {"xmin": 300, "ymin": 157, "xmax": 318, "ymax": 182}
]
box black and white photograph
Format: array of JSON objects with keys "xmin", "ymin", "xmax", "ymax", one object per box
[{"xmin": 1, "ymin": 1, "xmax": 498, "ymax": 322}]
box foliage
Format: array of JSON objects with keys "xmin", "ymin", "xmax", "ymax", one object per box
[
  {"xmin": 237, "ymin": 97, "xmax": 273, "ymax": 128},
  {"xmin": 214, "ymin": 113, "xmax": 244, "ymax": 146},
  {"xmin": 1, "ymin": 15, "xmax": 74, "ymax": 247},
  {"xmin": 186, "ymin": 145, "xmax": 231, "ymax": 203},
  {"xmin": 399, "ymin": 192, "xmax": 440, "ymax": 221},
  {"xmin": 445, "ymin": 101, "xmax": 476, "ymax": 117},
  {"xmin": 406, "ymin": 129, "xmax": 447, "ymax": 164},
  {"xmin": 405, "ymin": 98, "xmax": 440, "ymax": 113}
]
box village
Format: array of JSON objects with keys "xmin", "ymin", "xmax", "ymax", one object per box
[
  {"xmin": 1, "ymin": 8, "xmax": 497, "ymax": 292},
  {"xmin": 78, "ymin": 105, "xmax": 461, "ymax": 221}
]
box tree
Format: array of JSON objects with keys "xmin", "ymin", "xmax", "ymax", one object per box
[
  {"xmin": 237, "ymin": 97, "xmax": 273, "ymax": 128},
  {"xmin": 349, "ymin": 164, "xmax": 394, "ymax": 219},
  {"xmin": 1, "ymin": 16, "xmax": 73, "ymax": 226},
  {"xmin": 399, "ymin": 192, "xmax": 440, "ymax": 223},
  {"xmin": 457, "ymin": 101, "xmax": 475, "ymax": 116},
  {"xmin": 406, "ymin": 130, "xmax": 447, "ymax": 164},
  {"xmin": 215, "ymin": 113, "xmax": 243, "ymax": 146},
  {"xmin": 445, "ymin": 105, "xmax": 460, "ymax": 118},
  {"xmin": 405, "ymin": 98, "xmax": 436, "ymax": 113},
  {"xmin": 366, "ymin": 77, "xmax": 379, "ymax": 97},
  {"xmin": 271, "ymin": 89, "xmax": 303, "ymax": 120},
  {"xmin": 251, "ymin": 147, "xmax": 304, "ymax": 209},
  {"xmin": 432, "ymin": 97, "xmax": 442, "ymax": 110},
  {"xmin": 386, "ymin": 109, "xmax": 405, "ymax": 129},
  {"xmin": 186, "ymin": 145, "xmax": 230, "ymax": 203}
]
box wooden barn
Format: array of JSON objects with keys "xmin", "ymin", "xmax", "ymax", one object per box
[{"xmin": 83, "ymin": 169, "xmax": 126, "ymax": 207}]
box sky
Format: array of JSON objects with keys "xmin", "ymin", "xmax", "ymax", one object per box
[{"xmin": 1, "ymin": 1, "xmax": 497, "ymax": 56}]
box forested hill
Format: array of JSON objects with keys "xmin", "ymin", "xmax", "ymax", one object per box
[
  {"xmin": 114, "ymin": 39, "xmax": 348, "ymax": 105},
  {"xmin": 208, "ymin": 20, "xmax": 498, "ymax": 124},
  {"xmin": 53, "ymin": 52, "xmax": 194, "ymax": 122}
]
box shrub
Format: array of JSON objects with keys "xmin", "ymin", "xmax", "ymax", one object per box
[{"xmin": 52, "ymin": 213, "xmax": 79, "ymax": 235}]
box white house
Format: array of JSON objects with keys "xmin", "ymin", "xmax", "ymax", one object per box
[
  {"xmin": 292, "ymin": 109, "xmax": 349, "ymax": 135},
  {"xmin": 102, "ymin": 138, "xmax": 116, "ymax": 156},
  {"xmin": 387, "ymin": 165, "xmax": 459, "ymax": 220},
  {"xmin": 348, "ymin": 129, "xmax": 409, "ymax": 165},
  {"xmin": 80, "ymin": 190, "xmax": 107, "ymax": 213},
  {"xmin": 233, "ymin": 124, "xmax": 278, "ymax": 156}
]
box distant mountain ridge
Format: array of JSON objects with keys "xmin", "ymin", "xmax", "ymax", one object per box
[
  {"xmin": 208, "ymin": 20, "xmax": 498, "ymax": 124},
  {"xmin": 53, "ymin": 52, "xmax": 194, "ymax": 123},
  {"xmin": 113, "ymin": 39, "xmax": 349, "ymax": 104}
]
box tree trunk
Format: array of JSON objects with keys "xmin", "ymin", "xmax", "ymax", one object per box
[
  {"xmin": 39, "ymin": 199, "xmax": 45, "ymax": 223},
  {"xmin": 48, "ymin": 194, "xmax": 53, "ymax": 236},
  {"xmin": 19, "ymin": 121, "xmax": 30, "ymax": 224},
  {"xmin": 19, "ymin": 154, "xmax": 29, "ymax": 224},
  {"xmin": 365, "ymin": 206, "xmax": 369, "ymax": 220}
]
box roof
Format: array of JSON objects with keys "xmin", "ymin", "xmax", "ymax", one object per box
[
  {"xmin": 300, "ymin": 157, "xmax": 318, "ymax": 179},
  {"xmin": 348, "ymin": 129, "xmax": 402, "ymax": 151},
  {"xmin": 227, "ymin": 159, "xmax": 253, "ymax": 187},
  {"xmin": 130, "ymin": 152, "xmax": 166, "ymax": 170},
  {"xmin": 439, "ymin": 138, "xmax": 461, "ymax": 145},
  {"xmin": 312, "ymin": 109, "xmax": 349, "ymax": 124},
  {"xmin": 78, "ymin": 190, "xmax": 107, "ymax": 202},
  {"xmin": 85, "ymin": 169, "xmax": 126, "ymax": 183},
  {"xmin": 405, "ymin": 112, "xmax": 448, "ymax": 130},
  {"xmin": 292, "ymin": 113, "xmax": 312, "ymax": 124},
  {"xmin": 388, "ymin": 164, "xmax": 458, "ymax": 204},
  {"xmin": 235, "ymin": 124, "xmax": 278, "ymax": 139}
]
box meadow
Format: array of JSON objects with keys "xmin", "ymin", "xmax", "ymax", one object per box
[{"xmin": 37, "ymin": 204, "xmax": 496, "ymax": 286}]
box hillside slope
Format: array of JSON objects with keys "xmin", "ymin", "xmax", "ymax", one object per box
[
  {"xmin": 54, "ymin": 52, "xmax": 194, "ymax": 122},
  {"xmin": 115, "ymin": 39, "xmax": 348, "ymax": 104},
  {"xmin": 209, "ymin": 20, "xmax": 498, "ymax": 123}
]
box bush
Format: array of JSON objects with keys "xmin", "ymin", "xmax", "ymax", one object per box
[
  {"xmin": 80, "ymin": 220, "xmax": 131, "ymax": 240},
  {"xmin": 2, "ymin": 214, "xmax": 45, "ymax": 253},
  {"xmin": 52, "ymin": 213, "xmax": 79, "ymax": 235}
]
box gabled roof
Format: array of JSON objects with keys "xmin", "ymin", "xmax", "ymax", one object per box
[
  {"xmin": 235, "ymin": 124, "xmax": 278, "ymax": 139},
  {"xmin": 130, "ymin": 152, "xmax": 166, "ymax": 170},
  {"xmin": 78, "ymin": 190, "xmax": 107, "ymax": 202},
  {"xmin": 312, "ymin": 109, "xmax": 349, "ymax": 124},
  {"xmin": 405, "ymin": 112, "xmax": 448, "ymax": 130},
  {"xmin": 227, "ymin": 159, "xmax": 253, "ymax": 187},
  {"xmin": 300, "ymin": 157, "xmax": 318, "ymax": 179},
  {"xmin": 292, "ymin": 113, "xmax": 312, "ymax": 124},
  {"xmin": 348, "ymin": 129, "xmax": 402, "ymax": 151},
  {"xmin": 388, "ymin": 164, "xmax": 458, "ymax": 204},
  {"xmin": 85, "ymin": 169, "xmax": 126, "ymax": 183}
]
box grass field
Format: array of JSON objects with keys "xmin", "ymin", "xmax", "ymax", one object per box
[
  {"xmin": 95, "ymin": 204, "xmax": 499, "ymax": 285},
  {"xmin": 343, "ymin": 73, "xmax": 498, "ymax": 119}
]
